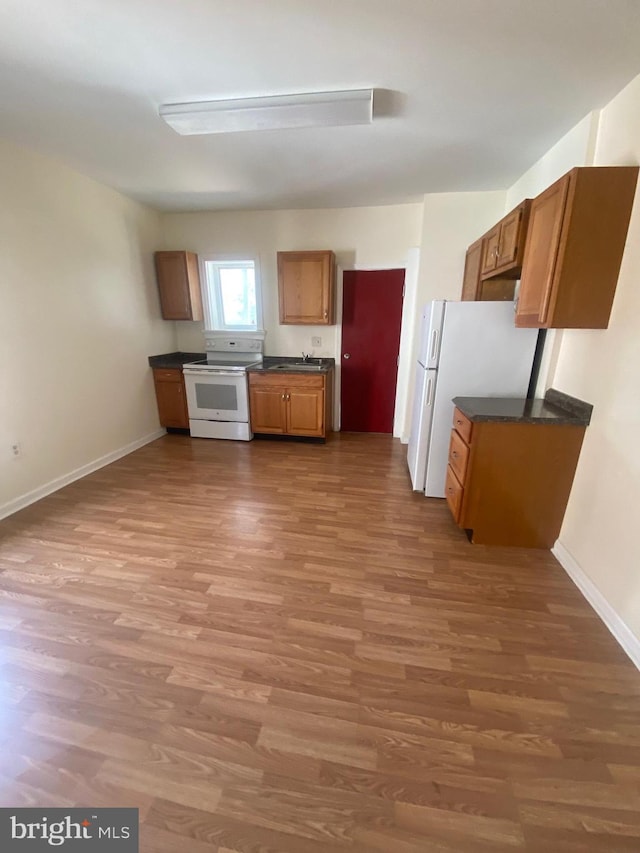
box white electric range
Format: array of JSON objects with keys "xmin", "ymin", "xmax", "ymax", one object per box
[{"xmin": 183, "ymin": 337, "xmax": 263, "ymax": 440}]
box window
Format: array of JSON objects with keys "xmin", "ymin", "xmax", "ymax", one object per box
[{"xmin": 201, "ymin": 257, "xmax": 262, "ymax": 331}]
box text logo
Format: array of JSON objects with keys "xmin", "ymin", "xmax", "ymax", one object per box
[{"xmin": 0, "ymin": 809, "xmax": 138, "ymax": 851}]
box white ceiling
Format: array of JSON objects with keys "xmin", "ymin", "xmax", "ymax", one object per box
[{"xmin": 2, "ymin": 0, "xmax": 640, "ymax": 211}]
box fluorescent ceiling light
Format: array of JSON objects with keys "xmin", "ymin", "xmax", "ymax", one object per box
[{"xmin": 159, "ymin": 89, "xmax": 374, "ymax": 135}]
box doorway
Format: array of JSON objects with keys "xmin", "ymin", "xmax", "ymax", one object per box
[{"xmin": 340, "ymin": 269, "xmax": 405, "ymax": 432}]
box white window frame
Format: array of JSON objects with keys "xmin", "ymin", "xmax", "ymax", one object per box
[{"xmin": 199, "ymin": 254, "xmax": 263, "ymax": 333}]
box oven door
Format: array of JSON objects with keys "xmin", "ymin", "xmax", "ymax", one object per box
[{"xmin": 183, "ymin": 370, "xmax": 249, "ymax": 422}]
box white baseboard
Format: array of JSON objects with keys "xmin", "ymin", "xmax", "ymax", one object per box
[
  {"xmin": 0, "ymin": 429, "xmax": 166, "ymax": 522},
  {"xmin": 553, "ymin": 540, "xmax": 640, "ymax": 671}
]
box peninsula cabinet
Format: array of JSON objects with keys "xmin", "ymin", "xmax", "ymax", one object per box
[
  {"xmin": 480, "ymin": 200, "xmax": 531, "ymax": 279},
  {"xmin": 515, "ymin": 166, "xmax": 639, "ymax": 329},
  {"xmin": 152, "ymin": 368, "xmax": 189, "ymax": 429},
  {"xmin": 277, "ymin": 250, "xmax": 336, "ymax": 325},
  {"xmin": 445, "ymin": 407, "xmax": 586, "ymax": 548},
  {"xmin": 248, "ymin": 371, "xmax": 333, "ymax": 439},
  {"xmin": 154, "ymin": 251, "xmax": 203, "ymax": 321}
]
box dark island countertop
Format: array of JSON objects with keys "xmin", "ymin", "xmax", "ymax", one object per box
[
  {"xmin": 247, "ymin": 356, "xmax": 335, "ymax": 375},
  {"xmin": 453, "ymin": 388, "xmax": 592, "ymax": 426},
  {"xmin": 148, "ymin": 351, "xmax": 206, "ymax": 369}
]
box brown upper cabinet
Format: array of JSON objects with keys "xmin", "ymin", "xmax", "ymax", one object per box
[
  {"xmin": 480, "ymin": 200, "xmax": 531, "ymax": 279},
  {"xmin": 154, "ymin": 251, "xmax": 203, "ymax": 321},
  {"xmin": 515, "ymin": 166, "xmax": 639, "ymax": 329},
  {"xmin": 461, "ymin": 238, "xmax": 516, "ymax": 302},
  {"xmin": 461, "ymin": 238, "xmax": 483, "ymax": 301},
  {"xmin": 277, "ymin": 250, "xmax": 336, "ymax": 325}
]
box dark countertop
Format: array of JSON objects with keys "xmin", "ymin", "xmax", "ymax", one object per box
[
  {"xmin": 247, "ymin": 356, "xmax": 335, "ymax": 375},
  {"xmin": 453, "ymin": 388, "xmax": 592, "ymax": 426},
  {"xmin": 148, "ymin": 351, "xmax": 206, "ymax": 369}
]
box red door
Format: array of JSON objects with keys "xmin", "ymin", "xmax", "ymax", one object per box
[{"xmin": 341, "ymin": 269, "xmax": 405, "ymax": 432}]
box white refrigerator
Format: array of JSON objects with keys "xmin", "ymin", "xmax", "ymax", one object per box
[{"xmin": 407, "ymin": 301, "xmax": 539, "ymax": 497}]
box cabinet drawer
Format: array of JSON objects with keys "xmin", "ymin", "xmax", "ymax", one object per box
[
  {"xmin": 153, "ymin": 368, "xmax": 182, "ymax": 383},
  {"xmin": 445, "ymin": 465, "xmax": 464, "ymax": 523},
  {"xmin": 249, "ymin": 372, "xmax": 325, "ymax": 389},
  {"xmin": 448, "ymin": 428, "xmax": 470, "ymax": 483},
  {"xmin": 452, "ymin": 408, "xmax": 473, "ymax": 444}
]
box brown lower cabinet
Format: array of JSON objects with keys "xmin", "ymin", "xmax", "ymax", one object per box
[
  {"xmin": 248, "ymin": 371, "xmax": 333, "ymax": 439},
  {"xmin": 152, "ymin": 368, "xmax": 189, "ymax": 429},
  {"xmin": 446, "ymin": 407, "xmax": 585, "ymax": 548}
]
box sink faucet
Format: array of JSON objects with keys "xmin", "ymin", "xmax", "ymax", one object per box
[{"xmin": 301, "ymin": 351, "xmax": 311, "ymax": 362}]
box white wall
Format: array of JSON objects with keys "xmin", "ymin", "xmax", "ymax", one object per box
[
  {"xmin": 416, "ymin": 191, "xmax": 507, "ymax": 304},
  {"xmin": 500, "ymin": 80, "xmax": 640, "ymax": 656},
  {"xmin": 547, "ymin": 76, "xmax": 640, "ymax": 646},
  {"xmin": 398, "ymin": 191, "xmax": 507, "ymax": 439},
  {"xmin": 163, "ymin": 204, "xmax": 423, "ymax": 352},
  {"xmin": 163, "ymin": 194, "xmax": 514, "ymax": 439},
  {"xmin": 162, "ymin": 204, "xmax": 423, "ymax": 435},
  {"xmin": 505, "ymin": 112, "xmax": 598, "ymax": 209},
  {"xmin": 0, "ymin": 137, "xmax": 174, "ymax": 516},
  {"xmin": 504, "ymin": 111, "xmax": 598, "ymax": 396}
]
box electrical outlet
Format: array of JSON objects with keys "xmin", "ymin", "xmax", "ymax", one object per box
[
  {"xmin": 311, "ymin": 336, "xmax": 322, "ymax": 347},
  {"xmin": 11, "ymin": 443, "xmax": 21, "ymax": 458}
]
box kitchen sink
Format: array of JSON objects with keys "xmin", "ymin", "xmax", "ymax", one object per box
[{"xmin": 268, "ymin": 362, "xmax": 325, "ymax": 371}]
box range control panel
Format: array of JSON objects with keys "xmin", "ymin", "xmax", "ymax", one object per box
[{"xmin": 204, "ymin": 335, "xmax": 264, "ymax": 354}]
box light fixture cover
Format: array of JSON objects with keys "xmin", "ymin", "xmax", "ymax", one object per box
[{"xmin": 159, "ymin": 89, "xmax": 374, "ymax": 135}]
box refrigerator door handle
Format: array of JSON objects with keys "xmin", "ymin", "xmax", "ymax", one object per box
[
  {"xmin": 430, "ymin": 329, "xmax": 439, "ymax": 363},
  {"xmin": 426, "ymin": 376, "xmax": 434, "ymax": 407}
]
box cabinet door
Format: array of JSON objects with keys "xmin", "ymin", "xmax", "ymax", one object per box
[
  {"xmin": 478, "ymin": 279, "xmax": 516, "ymax": 301},
  {"xmin": 286, "ymin": 389, "xmax": 324, "ymax": 437},
  {"xmin": 445, "ymin": 465, "xmax": 463, "ymax": 523},
  {"xmin": 155, "ymin": 251, "xmax": 203, "ymax": 321},
  {"xmin": 249, "ymin": 388, "xmax": 286, "ymax": 434},
  {"xmin": 461, "ymin": 239, "xmax": 483, "ymax": 300},
  {"xmin": 278, "ymin": 251, "xmax": 335, "ymax": 324},
  {"xmin": 515, "ymin": 175, "xmax": 570, "ymax": 327},
  {"xmin": 497, "ymin": 206, "xmax": 522, "ymax": 267},
  {"xmin": 154, "ymin": 376, "xmax": 189, "ymax": 428},
  {"xmin": 480, "ymin": 226, "xmax": 500, "ymax": 275}
]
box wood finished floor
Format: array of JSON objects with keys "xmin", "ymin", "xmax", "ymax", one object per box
[{"xmin": 1, "ymin": 433, "xmax": 640, "ymax": 852}]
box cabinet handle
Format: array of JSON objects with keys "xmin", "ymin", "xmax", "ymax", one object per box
[
  {"xmin": 452, "ymin": 450, "xmax": 458, "ymax": 458},
  {"xmin": 281, "ymin": 393, "xmax": 286, "ymax": 401},
  {"xmin": 323, "ymin": 311, "xmax": 328, "ymax": 319}
]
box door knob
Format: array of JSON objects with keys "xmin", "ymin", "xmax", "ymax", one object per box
[{"xmin": 343, "ymin": 353, "xmax": 351, "ymax": 359}]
